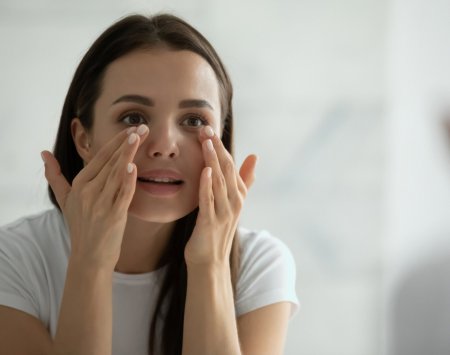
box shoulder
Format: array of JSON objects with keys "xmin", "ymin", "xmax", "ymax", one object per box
[
  {"xmin": 0, "ymin": 208, "xmax": 66, "ymax": 244},
  {"xmin": 238, "ymin": 227, "xmax": 293, "ymax": 258},
  {"xmin": 0, "ymin": 208, "xmax": 69, "ymax": 269},
  {"xmin": 235, "ymin": 227, "xmax": 299, "ymax": 318},
  {"xmin": 237, "ymin": 227, "xmax": 296, "ymax": 276},
  {"xmin": 0, "ymin": 209, "xmax": 68, "ymax": 323},
  {"xmin": 0, "ymin": 208, "xmax": 64, "ymax": 233}
]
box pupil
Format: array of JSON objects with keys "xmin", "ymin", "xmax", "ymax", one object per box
[{"xmin": 130, "ymin": 115, "xmax": 140, "ymax": 124}]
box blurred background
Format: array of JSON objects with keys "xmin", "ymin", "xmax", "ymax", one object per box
[{"xmin": 1, "ymin": 0, "xmax": 450, "ymax": 354}]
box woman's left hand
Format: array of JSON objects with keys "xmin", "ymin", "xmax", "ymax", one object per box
[{"xmin": 184, "ymin": 126, "xmax": 257, "ymax": 267}]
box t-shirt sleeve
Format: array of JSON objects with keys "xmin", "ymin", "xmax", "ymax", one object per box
[
  {"xmin": 235, "ymin": 229, "xmax": 300, "ymax": 319},
  {"xmin": 0, "ymin": 227, "xmax": 42, "ymax": 319}
]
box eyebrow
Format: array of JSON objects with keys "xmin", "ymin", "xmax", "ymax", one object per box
[
  {"xmin": 112, "ymin": 95, "xmax": 214, "ymax": 111},
  {"xmin": 112, "ymin": 95, "xmax": 154, "ymax": 106},
  {"xmin": 179, "ymin": 99, "xmax": 214, "ymax": 111}
]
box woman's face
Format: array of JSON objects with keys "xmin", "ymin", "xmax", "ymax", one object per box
[{"xmin": 86, "ymin": 48, "xmax": 222, "ymax": 222}]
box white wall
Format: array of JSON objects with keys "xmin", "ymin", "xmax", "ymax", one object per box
[
  {"xmin": 0, "ymin": 1, "xmax": 386, "ymax": 354},
  {"xmin": 385, "ymin": 0, "xmax": 450, "ymax": 354}
]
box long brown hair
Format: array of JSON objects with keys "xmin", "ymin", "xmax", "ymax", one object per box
[{"xmin": 48, "ymin": 14, "xmax": 240, "ymax": 355}]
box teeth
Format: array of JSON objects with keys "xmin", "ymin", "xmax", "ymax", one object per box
[
  {"xmin": 139, "ymin": 177, "xmax": 179, "ymax": 183},
  {"xmin": 151, "ymin": 177, "xmax": 175, "ymax": 183}
]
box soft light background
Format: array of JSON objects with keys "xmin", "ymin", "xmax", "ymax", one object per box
[{"xmin": 1, "ymin": 1, "xmax": 449, "ymax": 354}]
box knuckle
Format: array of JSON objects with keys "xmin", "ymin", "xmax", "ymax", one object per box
[
  {"xmin": 109, "ymin": 166, "xmax": 119, "ymax": 181},
  {"xmin": 227, "ymin": 152, "xmax": 234, "ymax": 163},
  {"xmin": 200, "ymin": 195, "xmax": 209, "ymax": 207},
  {"xmin": 97, "ymin": 148, "xmax": 109, "ymax": 162},
  {"xmin": 110, "ymin": 163, "xmax": 125, "ymax": 182},
  {"xmin": 237, "ymin": 178, "xmax": 248, "ymax": 196},
  {"xmin": 233, "ymin": 196, "xmax": 244, "ymax": 211},
  {"xmin": 241, "ymin": 184, "xmax": 248, "ymax": 197},
  {"xmin": 72, "ymin": 176, "xmax": 82, "ymax": 189},
  {"xmin": 79, "ymin": 186, "xmax": 92, "ymax": 201},
  {"xmin": 201, "ymin": 188, "xmax": 213, "ymax": 205},
  {"xmin": 224, "ymin": 159, "xmax": 235, "ymax": 175},
  {"xmin": 215, "ymin": 172, "xmax": 226, "ymax": 189},
  {"xmin": 108, "ymin": 157, "xmax": 116, "ymax": 169},
  {"xmin": 221, "ymin": 206, "xmax": 233, "ymax": 221}
]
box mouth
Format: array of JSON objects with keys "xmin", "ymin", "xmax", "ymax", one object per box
[
  {"xmin": 137, "ymin": 176, "xmax": 184, "ymax": 185},
  {"xmin": 136, "ymin": 170, "xmax": 185, "ymax": 197}
]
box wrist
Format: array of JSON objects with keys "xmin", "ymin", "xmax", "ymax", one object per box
[
  {"xmin": 68, "ymin": 254, "xmax": 115, "ymax": 276},
  {"xmin": 186, "ymin": 260, "xmax": 230, "ymax": 275},
  {"xmin": 186, "ymin": 262, "xmax": 233, "ymax": 293}
]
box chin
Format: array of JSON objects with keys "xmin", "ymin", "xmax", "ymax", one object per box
[{"xmin": 127, "ymin": 200, "xmax": 198, "ymax": 224}]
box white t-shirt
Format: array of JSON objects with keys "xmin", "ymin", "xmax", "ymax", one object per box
[{"xmin": 0, "ymin": 209, "xmax": 299, "ymax": 354}]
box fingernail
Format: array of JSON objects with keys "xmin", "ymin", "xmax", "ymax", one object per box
[
  {"xmin": 137, "ymin": 124, "xmax": 148, "ymax": 136},
  {"xmin": 127, "ymin": 163, "xmax": 134, "ymax": 174},
  {"xmin": 206, "ymin": 139, "xmax": 213, "ymax": 152},
  {"xmin": 127, "ymin": 127, "xmax": 137, "ymax": 135},
  {"xmin": 40, "ymin": 151, "xmax": 46, "ymax": 163},
  {"xmin": 206, "ymin": 167, "xmax": 212, "ymax": 178},
  {"xmin": 205, "ymin": 126, "xmax": 214, "ymax": 138},
  {"xmin": 128, "ymin": 133, "xmax": 137, "ymax": 145}
]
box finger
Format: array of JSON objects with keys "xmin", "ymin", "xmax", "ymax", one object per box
[
  {"xmin": 41, "ymin": 150, "xmax": 71, "ymax": 210},
  {"xmin": 236, "ymin": 171, "xmax": 247, "ymax": 197},
  {"xmin": 101, "ymin": 132, "xmax": 143, "ymax": 205},
  {"xmin": 197, "ymin": 125, "xmax": 217, "ymax": 143},
  {"xmin": 76, "ymin": 125, "xmax": 142, "ymax": 184},
  {"xmin": 202, "ymin": 138, "xmax": 228, "ymax": 214},
  {"xmin": 197, "ymin": 167, "xmax": 214, "ymax": 219},
  {"xmin": 207, "ymin": 128, "xmax": 241, "ymax": 204},
  {"xmin": 89, "ymin": 125, "xmax": 149, "ymax": 194},
  {"xmin": 239, "ymin": 154, "xmax": 258, "ymax": 189},
  {"xmin": 113, "ymin": 162, "xmax": 138, "ymax": 212}
]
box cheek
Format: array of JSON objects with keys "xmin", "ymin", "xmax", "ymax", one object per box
[
  {"xmin": 189, "ymin": 144, "xmax": 206, "ymax": 177},
  {"xmin": 211, "ymin": 117, "xmax": 221, "ymax": 137},
  {"xmin": 90, "ymin": 140, "xmax": 108, "ymax": 158},
  {"xmin": 90, "ymin": 129, "xmax": 120, "ymax": 154}
]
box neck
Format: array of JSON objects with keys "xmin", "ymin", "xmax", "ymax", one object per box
[{"xmin": 114, "ymin": 215, "xmax": 175, "ymax": 274}]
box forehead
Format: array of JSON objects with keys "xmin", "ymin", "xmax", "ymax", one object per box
[{"xmin": 98, "ymin": 48, "xmax": 220, "ymax": 110}]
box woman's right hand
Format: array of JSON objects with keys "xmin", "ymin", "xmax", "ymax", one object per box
[{"xmin": 41, "ymin": 125, "xmax": 148, "ymax": 270}]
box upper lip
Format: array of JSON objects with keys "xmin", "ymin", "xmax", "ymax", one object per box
[{"xmin": 137, "ymin": 169, "xmax": 184, "ymax": 181}]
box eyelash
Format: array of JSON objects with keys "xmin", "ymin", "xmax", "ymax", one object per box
[
  {"xmin": 180, "ymin": 114, "xmax": 209, "ymax": 127},
  {"xmin": 119, "ymin": 112, "xmax": 209, "ymax": 128},
  {"xmin": 120, "ymin": 111, "xmax": 147, "ymax": 126}
]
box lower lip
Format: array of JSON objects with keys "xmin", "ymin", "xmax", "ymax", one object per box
[{"xmin": 136, "ymin": 181, "xmax": 183, "ymax": 196}]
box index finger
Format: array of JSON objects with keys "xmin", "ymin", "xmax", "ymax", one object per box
[{"xmin": 76, "ymin": 127, "xmax": 134, "ymax": 184}]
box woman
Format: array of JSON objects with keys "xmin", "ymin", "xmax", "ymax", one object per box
[{"xmin": 0, "ymin": 14, "xmax": 299, "ymax": 355}]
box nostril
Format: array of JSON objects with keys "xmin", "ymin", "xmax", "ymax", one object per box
[
  {"xmin": 147, "ymin": 143, "xmax": 179, "ymax": 158},
  {"xmin": 151, "ymin": 152, "xmax": 176, "ymax": 158}
]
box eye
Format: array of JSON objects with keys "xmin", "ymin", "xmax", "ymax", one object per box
[
  {"xmin": 120, "ymin": 112, "xmax": 147, "ymax": 126},
  {"xmin": 181, "ymin": 114, "xmax": 208, "ymax": 127}
]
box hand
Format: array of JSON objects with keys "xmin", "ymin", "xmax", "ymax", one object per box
[
  {"xmin": 41, "ymin": 125, "xmax": 149, "ymax": 270},
  {"xmin": 184, "ymin": 126, "xmax": 258, "ymax": 267}
]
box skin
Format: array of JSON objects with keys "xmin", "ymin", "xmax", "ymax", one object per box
[
  {"xmin": 72, "ymin": 48, "xmax": 226, "ymax": 272},
  {"xmin": 0, "ymin": 47, "xmax": 291, "ymax": 355}
]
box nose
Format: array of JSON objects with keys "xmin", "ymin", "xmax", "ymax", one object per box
[{"xmin": 144, "ymin": 123, "xmax": 180, "ymax": 159}]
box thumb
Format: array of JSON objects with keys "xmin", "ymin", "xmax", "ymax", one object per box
[
  {"xmin": 239, "ymin": 154, "xmax": 258, "ymax": 189},
  {"xmin": 41, "ymin": 150, "xmax": 71, "ymax": 209}
]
